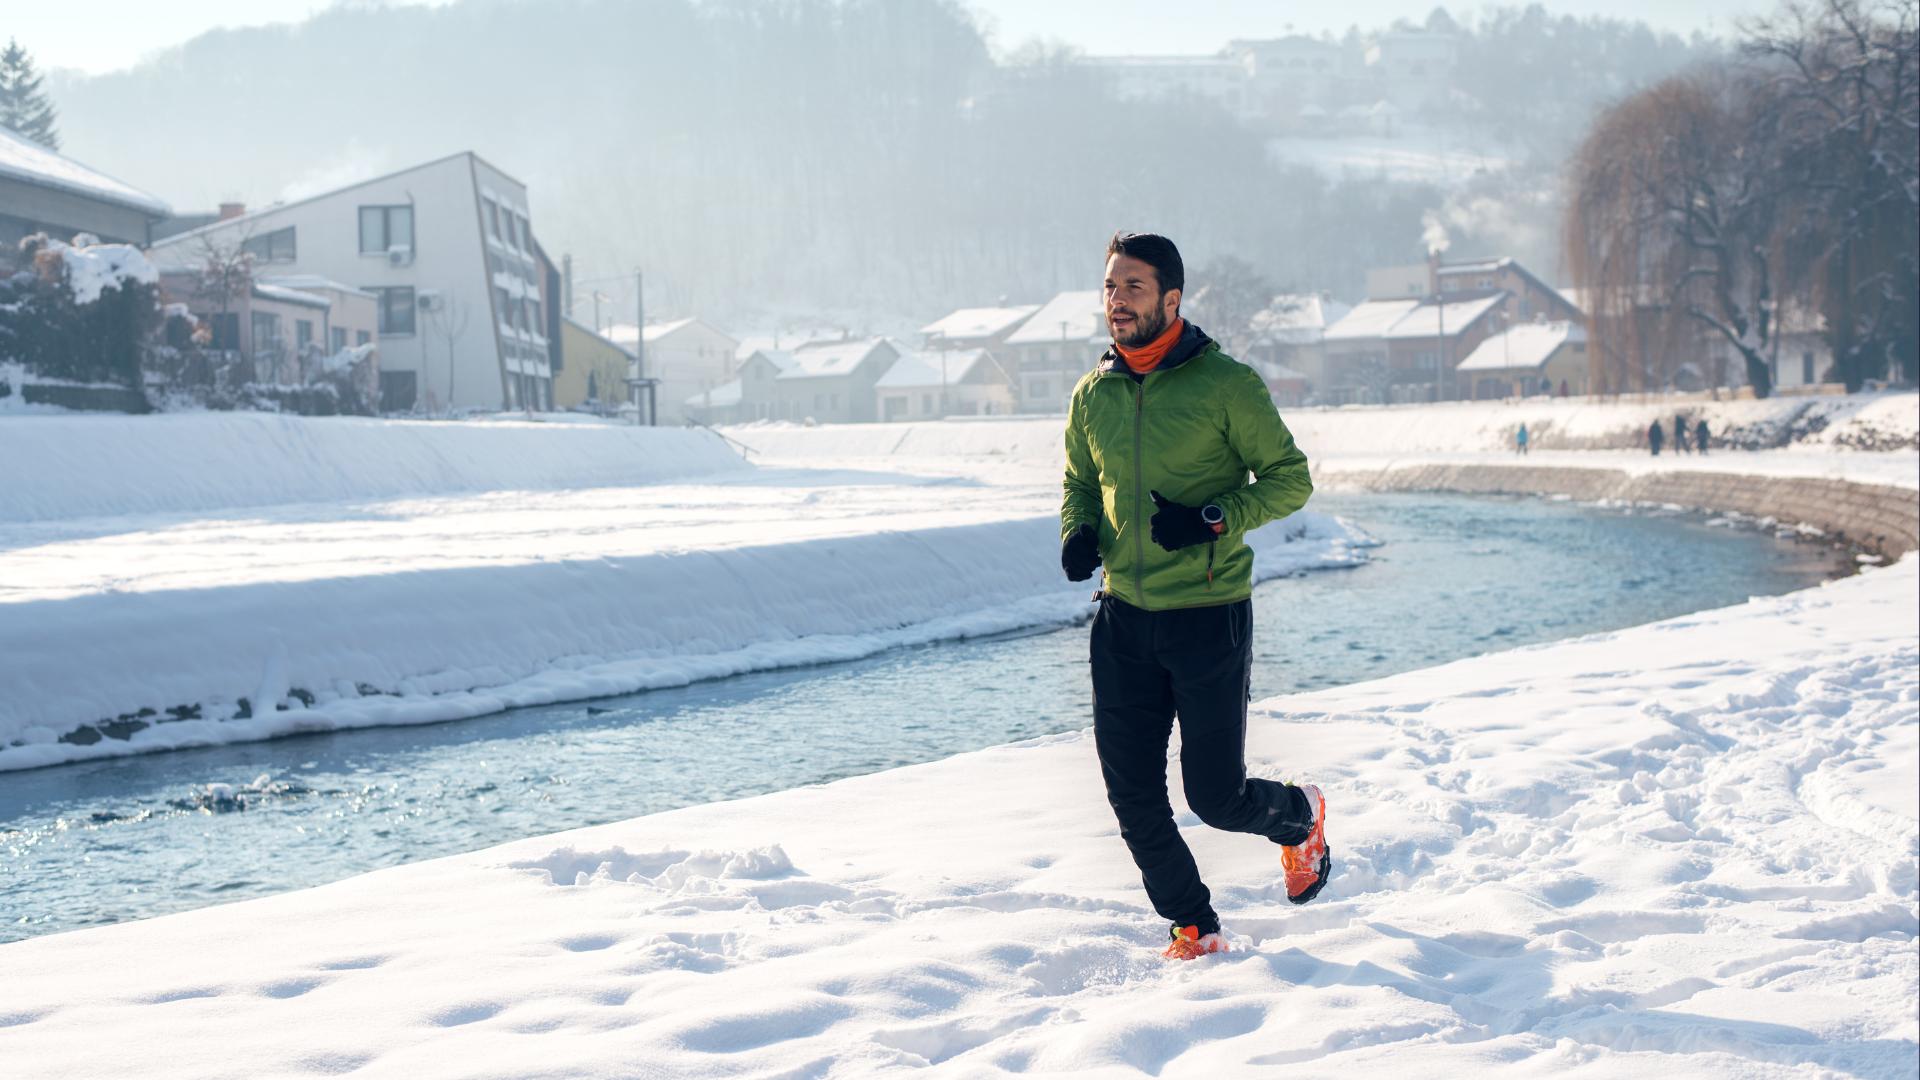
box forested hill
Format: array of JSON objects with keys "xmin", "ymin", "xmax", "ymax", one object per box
[{"xmin": 50, "ymin": 0, "xmax": 1715, "ymax": 323}]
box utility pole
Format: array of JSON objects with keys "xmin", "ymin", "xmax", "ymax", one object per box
[{"xmin": 634, "ymin": 269, "xmax": 650, "ymax": 426}]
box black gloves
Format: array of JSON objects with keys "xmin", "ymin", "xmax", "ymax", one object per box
[
  {"xmin": 1062, "ymin": 523, "xmax": 1101, "ymax": 582},
  {"xmin": 1149, "ymin": 490, "xmax": 1219, "ymax": 552}
]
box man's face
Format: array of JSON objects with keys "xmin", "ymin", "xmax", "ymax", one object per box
[{"xmin": 1104, "ymin": 253, "xmax": 1179, "ymax": 348}]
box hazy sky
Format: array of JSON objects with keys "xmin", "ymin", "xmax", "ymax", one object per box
[{"xmin": 25, "ymin": 0, "xmax": 1776, "ymax": 76}]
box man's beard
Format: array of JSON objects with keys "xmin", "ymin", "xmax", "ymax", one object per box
[{"xmin": 1111, "ymin": 301, "xmax": 1170, "ymax": 348}]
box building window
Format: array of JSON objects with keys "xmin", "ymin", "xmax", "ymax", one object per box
[
  {"xmin": 359, "ymin": 205, "xmax": 414, "ymax": 253},
  {"xmin": 367, "ymin": 286, "xmax": 416, "ymax": 335},
  {"xmin": 496, "ymin": 287, "xmax": 513, "ymax": 328},
  {"xmin": 504, "ymin": 213, "xmax": 520, "ymax": 250},
  {"xmin": 379, "ymin": 371, "xmax": 416, "ymax": 412},
  {"xmin": 516, "ymin": 213, "xmax": 531, "ymax": 249},
  {"xmin": 1802, "ymin": 351, "xmax": 1815, "ymax": 384},
  {"xmin": 209, "ymin": 312, "xmax": 240, "ymax": 350},
  {"xmin": 356, "ymin": 330, "xmax": 371, "ymax": 346},
  {"xmin": 484, "ymin": 199, "xmax": 499, "ymax": 238},
  {"xmin": 250, "ymin": 311, "xmax": 280, "ymax": 353},
  {"xmin": 331, "ymin": 327, "xmax": 347, "ymax": 352},
  {"xmin": 296, "ymin": 319, "xmax": 314, "ymax": 352},
  {"xmin": 242, "ymin": 226, "xmax": 296, "ymax": 263}
]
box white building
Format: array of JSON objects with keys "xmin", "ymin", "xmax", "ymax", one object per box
[
  {"xmin": 1078, "ymin": 54, "xmax": 1256, "ymax": 121},
  {"xmin": 1245, "ymin": 293, "xmax": 1353, "ymax": 392},
  {"xmin": 1364, "ymin": 32, "xmax": 1459, "ymax": 112},
  {"xmin": 999, "ymin": 289, "xmax": 1107, "ymax": 414},
  {"xmin": 919, "ymin": 305, "xmax": 1041, "ymax": 350},
  {"xmin": 148, "ymin": 152, "xmax": 551, "ymax": 414},
  {"xmin": 875, "ymin": 349, "xmax": 1015, "ymax": 421},
  {"xmin": 605, "ymin": 318, "xmax": 740, "ymax": 425},
  {"xmin": 728, "ymin": 338, "xmax": 901, "ymax": 424}
]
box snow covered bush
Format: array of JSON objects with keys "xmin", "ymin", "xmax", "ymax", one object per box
[{"xmin": 0, "ymin": 233, "xmax": 161, "ymax": 398}]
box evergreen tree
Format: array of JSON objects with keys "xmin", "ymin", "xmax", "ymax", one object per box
[{"xmin": 0, "ymin": 38, "xmax": 59, "ymax": 150}]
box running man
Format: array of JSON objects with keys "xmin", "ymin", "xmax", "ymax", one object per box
[{"xmin": 1060, "ymin": 232, "xmax": 1328, "ymax": 961}]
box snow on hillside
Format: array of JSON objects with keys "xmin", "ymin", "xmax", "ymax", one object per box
[{"xmin": 4, "ymin": 554, "xmax": 1911, "ymax": 1078}]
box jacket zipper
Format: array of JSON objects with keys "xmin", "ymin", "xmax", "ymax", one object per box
[{"xmin": 1133, "ymin": 377, "xmax": 1145, "ymax": 606}]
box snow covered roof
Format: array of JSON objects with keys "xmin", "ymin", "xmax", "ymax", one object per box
[
  {"xmin": 561, "ymin": 316, "xmax": 638, "ymax": 357},
  {"xmin": 1323, "ymin": 299, "xmax": 1421, "ymax": 341},
  {"xmin": 258, "ymin": 275, "xmax": 375, "ymax": 300},
  {"xmin": 1003, "ymin": 290, "xmax": 1105, "ymax": 346},
  {"xmin": 1382, "ymin": 293, "xmax": 1506, "ymax": 340},
  {"xmin": 1440, "ymin": 257, "xmax": 1580, "ymax": 314},
  {"xmin": 1455, "ymin": 321, "xmax": 1585, "ymax": 372},
  {"xmin": 875, "ymin": 349, "xmax": 993, "ymax": 390},
  {"xmin": 920, "ymin": 305, "xmax": 1040, "ymax": 342},
  {"xmin": 733, "ymin": 332, "xmax": 842, "ymax": 362},
  {"xmin": 0, "ymin": 126, "xmax": 169, "ymax": 218},
  {"xmin": 1250, "ymin": 294, "xmax": 1353, "ymax": 345},
  {"xmin": 635, "ymin": 317, "xmax": 738, "ymax": 347},
  {"xmin": 148, "ymin": 151, "xmax": 520, "ymax": 252},
  {"xmin": 252, "ymin": 283, "xmax": 331, "ymax": 309},
  {"xmin": 743, "ymin": 348, "xmax": 800, "ymax": 375},
  {"xmin": 776, "ymin": 339, "xmax": 893, "ymax": 379}
]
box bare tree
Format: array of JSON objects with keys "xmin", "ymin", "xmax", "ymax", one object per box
[
  {"xmin": 1745, "ymin": 0, "xmax": 1919, "ymax": 388},
  {"xmin": 424, "ymin": 293, "xmax": 471, "ymax": 417},
  {"xmin": 191, "ymin": 228, "xmax": 255, "ymax": 334},
  {"xmin": 1189, "ymin": 256, "xmax": 1277, "ymax": 360},
  {"xmin": 1565, "ymin": 70, "xmax": 1782, "ymax": 398}
]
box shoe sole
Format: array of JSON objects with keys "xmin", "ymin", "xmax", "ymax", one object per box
[{"xmin": 1287, "ymin": 846, "xmax": 1332, "ymax": 905}]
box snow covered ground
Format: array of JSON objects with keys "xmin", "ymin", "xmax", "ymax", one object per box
[
  {"xmin": 3, "ymin": 552, "xmax": 1911, "ymax": 1077},
  {"xmin": 3, "ymin": 394, "xmax": 1915, "ymax": 1073}
]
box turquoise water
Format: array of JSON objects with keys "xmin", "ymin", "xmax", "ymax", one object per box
[{"xmin": 0, "ymin": 493, "xmax": 1848, "ymax": 942}]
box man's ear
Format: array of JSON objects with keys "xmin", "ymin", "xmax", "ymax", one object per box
[{"xmin": 1163, "ymin": 287, "xmax": 1181, "ymax": 319}]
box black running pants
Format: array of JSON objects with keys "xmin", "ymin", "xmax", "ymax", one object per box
[{"xmin": 1090, "ymin": 594, "xmax": 1312, "ymax": 935}]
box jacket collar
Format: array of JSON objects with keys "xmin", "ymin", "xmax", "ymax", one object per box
[{"xmin": 1098, "ymin": 319, "xmax": 1214, "ymax": 376}]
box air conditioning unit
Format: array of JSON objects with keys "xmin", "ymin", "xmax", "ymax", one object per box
[
  {"xmin": 387, "ymin": 244, "xmax": 413, "ymax": 266},
  {"xmin": 416, "ymin": 289, "xmax": 443, "ymax": 312}
]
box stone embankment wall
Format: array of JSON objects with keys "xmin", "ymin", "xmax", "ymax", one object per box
[{"xmin": 1322, "ymin": 463, "xmax": 1920, "ymax": 557}]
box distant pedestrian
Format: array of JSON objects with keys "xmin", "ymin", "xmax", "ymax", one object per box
[
  {"xmin": 1515, "ymin": 423, "xmax": 1530, "ymax": 455},
  {"xmin": 1649, "ymin": 419, "xmax": 1665, "ymax": 456},
  {"xmin": 1673, "ymin": 414, "xmax": 1692, "ymax": 453},
  {"xmin": 1696, "ymin": 418, "xmax": 1710, "ymax": 455}
]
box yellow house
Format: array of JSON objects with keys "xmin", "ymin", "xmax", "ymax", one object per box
[{"xmin": 554, "ymin": 316, "xmax": 636, "ymax": 412}]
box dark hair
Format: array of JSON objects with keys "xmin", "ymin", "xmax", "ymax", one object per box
[{"xmin": 1106, "ymin": 232, "xmax": 1185, "ymax": 297}]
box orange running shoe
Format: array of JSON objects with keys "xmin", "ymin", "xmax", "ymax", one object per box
[
  {"xmin": 1162, "ymin": 924, "xmax": 1229, "ymax": 960},
  {"xmin": 1281, "ymin": 783, "xmax": 1331, "ymax": 905}
]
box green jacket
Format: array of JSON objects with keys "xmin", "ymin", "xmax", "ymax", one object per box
[{"xmin": 1061, "ymin": 321, "xmax": 1313, "ymax": 610}]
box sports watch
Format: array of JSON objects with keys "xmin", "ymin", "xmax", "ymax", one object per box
[{"xmin": 1200, "ymin": 503, "xmax": 1225, "ymax": 533}]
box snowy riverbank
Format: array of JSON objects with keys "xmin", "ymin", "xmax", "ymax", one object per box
[
  {"xmin": 4, "ymin": 553, "xmax": 1912, "ymax": 1077},
  {"xmin": 0, "ymin": 425, "xmax": 1374, "ymax": 771}
]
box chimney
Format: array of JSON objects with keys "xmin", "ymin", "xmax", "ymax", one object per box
[{"xmin": 218, "ymin": 202, "xmax": 247, "ymax": 221}]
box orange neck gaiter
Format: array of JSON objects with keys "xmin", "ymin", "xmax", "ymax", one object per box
[{"xmin": 1116, "ymin": 316, "xmax": 1184, "ymax": 375}]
